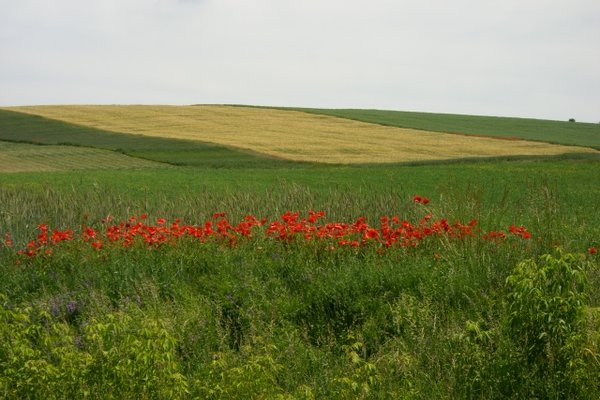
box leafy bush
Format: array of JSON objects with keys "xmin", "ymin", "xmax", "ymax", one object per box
[
  {"xmin": 0, "ymin": 295, "xmax": 188, "ymax": 399},
  {"xmin": 505, "ymin": 249, "xmax": 591, "ymax": 394},
  {"xmin": 453, "ymin": 250, "xmax": 599, "ymax": 399}
]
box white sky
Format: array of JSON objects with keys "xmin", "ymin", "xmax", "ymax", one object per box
[{"xmin": 1, "ymin": 0, "xmax": 599, "ymax": 122}]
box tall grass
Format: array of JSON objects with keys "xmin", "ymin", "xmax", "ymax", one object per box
[
  {"xmin": 2, "ymin": 160, "xmax": 599, "ymax": 244},
  {"xmin": 1, "ymin": 160, "xmax": 599, "ymax": 398},
  {"xmin": 1, "ymin": 206, "xmax": 597, "ymax": 398}
]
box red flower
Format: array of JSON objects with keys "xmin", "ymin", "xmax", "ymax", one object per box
[
  {"xmin": 508, "ymin": 225, "xmax": 531, "ymax": 239},
  {"xmin": 589, "ymin": 247, "xmax": 598, "ymax": 255},
  {"xmin": 36, "ymin": 224, "xmax": 49, "ymax": 245},
  {"xmin": 83, "ymin": 227, "xmax": 97, "ymax": 241},
  {"xmin": 51, "ymin": 229, "xmax": 74, "ymax": 244},
  {"xmin": 308, "ymin": 210, "xmax": 326, "ymax": 223},
  {"xmin": 413, "ymin": 195, "xmax": 430, "ymax": 205},
  {"xmin": 363, "ymin": 228, "xmax": 379, "ymax": 240},
  {"xmin": 3, "ymin": 233, "xmax": 12, "ymax": 248}
]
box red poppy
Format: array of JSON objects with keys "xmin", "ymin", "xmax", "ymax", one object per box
[
  {"xmin": 3, "ymin": 233, "xmax": 12, "ymax": 248},
  {"xmin": 83, "ymin": 227, "xmax": 97, "ymax": 241},
  {"xmin": 364, "ymin": 228, "xmax": 379, "ymax": 240},
  {"xmin": 413, "ymin": 195, "xmax": 430, "ymax": 205}
]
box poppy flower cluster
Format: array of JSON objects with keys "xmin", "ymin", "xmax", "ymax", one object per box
[
  {"xmin": 14, "ymin": 224, "xmax": 75, "ymax": 257},
  {"xmin": 264, "ymin": 211, "xmax": 482, "ymax": 248},
  {"xmin": 8, "ymin": 202, "xmax": 537, "ymax": 260}
]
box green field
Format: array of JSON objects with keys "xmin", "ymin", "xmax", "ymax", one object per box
[
  {"xmin": 292, "ymin": 107, "xmax": 600, "ymax": 149},
  {"xmin": 1, "ymin": 106, "xmax": 599, "ymax": 399},
  {"xmin": 0, "ymin": 141, "xmax": 169, "ymax": 172}
]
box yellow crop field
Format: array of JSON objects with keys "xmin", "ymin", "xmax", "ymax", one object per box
[
  {"xmin": 0, "ymin": 141, "xmax": 167, "ymax": 173},
  {"xmin": 7, "ymin": 105, "xmax": 598, "ymax": 164}
]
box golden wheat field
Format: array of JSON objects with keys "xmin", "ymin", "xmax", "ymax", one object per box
[
  {"xmin": 6, "ymin": 105, "xmax": 598, "ymax": 164},
  {"xmin": 0, "ymin": 141, "xmax": 167, "ymax": 173}
]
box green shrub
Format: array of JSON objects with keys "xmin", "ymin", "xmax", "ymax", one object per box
[
  {"xmin": 332, "ymin": 334, "xmax": 380, "ymax": 399},
  {"xmin": 0, "ymin": 295, "xmax": 188, "ymax": 399},
  {"xmin": 452, "ymin": 250, "xmax": 598, "ymax": 399},
  {"xmin": 506, "ymin": 250, "xmax": 587, "ymax": 384},
  {"xmin": 0, "ymin": 298, "xmax": 92, "ymax": 398},
  {"xmin": 503, "ymin": 249, "xmax": 596, "ymax": 397},
  {"xmin": 195, "ymin": 336, "xmax": 287, "ymax": 399}
]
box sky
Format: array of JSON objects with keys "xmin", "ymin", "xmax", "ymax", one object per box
[{"xmin": 1, "ymin": 0, "xmax": 599, "ymax": 122}]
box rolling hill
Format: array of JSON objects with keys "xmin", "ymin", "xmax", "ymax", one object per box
[{"xmin": 2, "ymin": 105, "xmax": 597, "ymax": 167}]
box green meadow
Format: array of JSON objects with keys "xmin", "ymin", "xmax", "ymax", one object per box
[
  {"xmin": 293, "ymin": 107, "xmax": 600, "ymax": 149},
  {"xmin": 1, "ymin": 107, "xmax": 599, "ymax": 399}
]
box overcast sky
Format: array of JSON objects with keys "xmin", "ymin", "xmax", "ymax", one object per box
[{"xmin": 1, "ymin": 0, "xmax": 599, "ymax": 122}]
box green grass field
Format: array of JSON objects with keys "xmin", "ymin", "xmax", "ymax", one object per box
[
  {"xmin": 292, "ymin": 107, "xmax": 600, "ymax": 149},
  {"xmin": 0, "ymin": 141, "xmax": 169, "ymax": 172},
  {"xmin": 1, "ymin": 106, "xmax": 599, "ymax": 399}
]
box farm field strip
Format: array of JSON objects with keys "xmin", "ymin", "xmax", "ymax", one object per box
[
  {"xmin": 0, "ymin": 108, "xmax": 297, "ymax": 169},
  {"xmin": 0, "ymin": 141, "xmax": 168, "ymax": 173},
  {"xmin": 5, "ymin": 105, "xmax": 597, "ymax": 164},
  {"xmin": 292, "ymin": 107, "xmax": 600, "ymax": 149}
]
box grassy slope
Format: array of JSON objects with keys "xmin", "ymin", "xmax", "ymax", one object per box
[
  {"xmin": 291, "ymin": 107, "xmax": 600, "ymax": 149},
  {"xmin": 0, "ymin": 109, "xmax": 297, "ymax": 168}
]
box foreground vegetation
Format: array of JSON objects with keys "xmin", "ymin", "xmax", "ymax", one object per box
[{"xmin": 1, "ymin": 158, "xmax": 599, "ymax": 398}]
